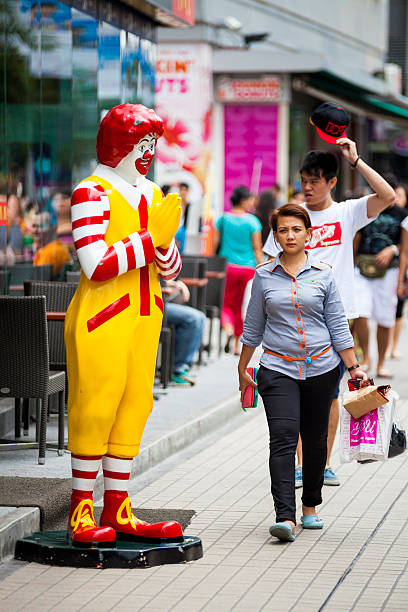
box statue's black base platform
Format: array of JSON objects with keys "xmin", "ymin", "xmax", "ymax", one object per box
[{"xmin": 15, "ymin": 531, "xmax": 203, "ymax": 569}]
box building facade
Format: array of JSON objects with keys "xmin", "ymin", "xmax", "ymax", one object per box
[
  {"xmin": 157, "ymin": 0, "xmax": 408, "ymax": 249},
  {"xmin": 0, "ymin": 0, "xmax": 193, "ymax": 205}
]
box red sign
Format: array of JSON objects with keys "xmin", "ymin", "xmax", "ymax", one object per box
[
  {"xmin": 306, "ymin": 222, "xmax": 342, "ymax": 249},
  {"xmin": 172, "ymin": 0, "xmax": 195, "ymax": 25},
  {"xmin": 0, "ymin": 201, "xmax": 6, "ymax": 226}
]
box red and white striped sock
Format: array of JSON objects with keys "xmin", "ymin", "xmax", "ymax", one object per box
[
  {"xmin": 71, "ymin": 454, "xmax": 102, "ymax": 496},
  {"xmin": 102, "ymin": 455, "xmax": 132, "ymax": 491}
]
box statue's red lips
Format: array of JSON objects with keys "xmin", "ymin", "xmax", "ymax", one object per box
[{"xmin": 135, "ymin": 154, "xmax": 153, "ymax": 175}]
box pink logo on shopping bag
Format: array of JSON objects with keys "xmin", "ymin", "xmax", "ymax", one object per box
[{"xmin": 350, "ymin": 410, "xmax": 378, "ymax": 446}]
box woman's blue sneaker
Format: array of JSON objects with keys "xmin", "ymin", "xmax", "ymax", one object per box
[
  {"xmin": 324, "ymin": 467, "xmax": 340, "ymax": 486},
  {"xmin": 171, "ymin": 373, "xmax": 195, "ymax": 387},
  {"xmin": 295, "ymin": 466, "xmax": 303, "ymax": 489}
]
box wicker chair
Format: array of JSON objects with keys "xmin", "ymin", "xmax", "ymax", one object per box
[
  {"xmin": 65, "ymin": 271, "xmax": 81, "ymax": 283},
  {"xmin": 0, "ymin": 296, "xmax": 66, "ymax": 464},
  {"xmin": 0, "ymin": 269, "xmax": 10, "ymax": 294},
  {"xmin": 9, "ymin": 264, "xmax": 53, "ymax": 286},
  {"xmin": 24, "ymin": 281, "xmax": 77, "ymax": 370},
  {"xmin": 200, "ymin": 256, "xmax": 227, "ymax": 357}
]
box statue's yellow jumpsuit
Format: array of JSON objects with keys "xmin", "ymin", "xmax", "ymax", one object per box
[{"xmin": 65, "ymin": 174, "xmax": 167, "ymax": 458}]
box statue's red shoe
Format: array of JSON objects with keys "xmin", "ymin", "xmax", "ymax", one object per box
[
  {"xmin": 68, "ymin": 491, "xmax": 116, "ymax": 548},
  {"xmin": 100, "ymin": 491, "xmax": 183, "ymax": 543}
]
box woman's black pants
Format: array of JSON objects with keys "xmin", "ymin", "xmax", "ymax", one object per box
[{"xmin": 257, "ymin": 364, "xmax": 340, "ymax": 524}]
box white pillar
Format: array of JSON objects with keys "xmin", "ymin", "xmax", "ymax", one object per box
[
  {"xmin": 277, "ymin": 101, "xmax": 289, "ymax": 200},
  {"xmin": 212, "ymin": 100, "xmax": 225, "ymax": 216}
]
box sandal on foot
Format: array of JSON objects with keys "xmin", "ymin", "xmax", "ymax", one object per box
[
  {"xmin": 269, "ymin": 522, "xmax": 295, "ymax": 542},
  {"xmin": 376, "ymin": 369, "xmax": 394, "ymax": 379},
  {"xmin": 301, "ymin": 515, "xmax": 323, "ymax": 529}
]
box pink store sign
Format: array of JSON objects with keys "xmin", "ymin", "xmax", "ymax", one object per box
[{"xmin": 224, "ymin": 104, "xmax": 278, "ymax": 210}]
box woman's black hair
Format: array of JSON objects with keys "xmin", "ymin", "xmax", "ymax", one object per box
[
  {"xmin": 397, "ymin": 183, "xmax": 408, "ymax": 207},
  {"xmin": 230, "ymin": 185, "xmax": 251, "ymax": 207},
  {"xmin": 255, "ymin": 190, "xmax": 278, "ymax": 245}
]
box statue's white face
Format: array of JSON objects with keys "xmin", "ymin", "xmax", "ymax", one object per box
[{"xmin": 115, "ymin": 133, "xmax": 157, "ymax": 183}]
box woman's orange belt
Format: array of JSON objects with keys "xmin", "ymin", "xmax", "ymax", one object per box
[{"xmin": 263, "ymin": 345, "xmax": 331, "ymax": 365}]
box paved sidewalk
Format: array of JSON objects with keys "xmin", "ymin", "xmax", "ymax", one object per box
[{"xmin": 1, "ymin": 327, "xmax": 408, "ymax": 610}]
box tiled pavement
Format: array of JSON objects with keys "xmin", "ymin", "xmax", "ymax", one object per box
[{"xmin": 1, "ymin": 330, "xmax": 408, "ymax": 610}]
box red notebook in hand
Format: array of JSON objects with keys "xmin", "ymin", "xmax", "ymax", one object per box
[{"xmin": 242, "ymin": 367, "xmax": 259, "ymax": 410}]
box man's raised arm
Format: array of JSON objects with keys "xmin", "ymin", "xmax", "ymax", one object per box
[{"xmin": 336, "ymin": 137, "xmax": 396, "ymax": 218}]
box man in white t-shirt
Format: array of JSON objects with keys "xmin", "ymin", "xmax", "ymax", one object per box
[{"xmin": 263, "ymin": 142, "xmax": 395, "ymax": 486}]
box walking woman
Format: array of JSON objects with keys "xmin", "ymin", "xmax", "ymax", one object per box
[
  {"xmin": 214, "ymin": 186, "xmax": 264, "ymax": 355},
  {"xmin": 238, "ymin": 204, "xmax": 367, "ymax": 542}
]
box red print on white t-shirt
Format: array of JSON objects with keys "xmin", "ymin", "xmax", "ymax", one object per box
[{"xmin": 306, "ymin": 222, "xmax": 342, "ymax": 249}]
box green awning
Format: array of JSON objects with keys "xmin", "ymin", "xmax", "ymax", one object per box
[
  {"xmin": 307, "ymin": 71, "xmax": 408, "ymax": 124},
  {"xmin": 364, "ymin": 97, "xmax": 408, "ymax": 121}
]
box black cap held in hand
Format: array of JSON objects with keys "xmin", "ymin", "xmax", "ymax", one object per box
[{"xmin": 310, "ymin": 102, "xmax": 350, "ymax": 145}]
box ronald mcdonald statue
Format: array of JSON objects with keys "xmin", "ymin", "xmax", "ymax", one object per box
[{"xmin": 65, "ymin": 104, "xmax": 183, "ymax": 547}]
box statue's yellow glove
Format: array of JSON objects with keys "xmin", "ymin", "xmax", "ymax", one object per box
[{"xmin": 148, "ymin": 193, "xmax": 182, "ymax": 249}]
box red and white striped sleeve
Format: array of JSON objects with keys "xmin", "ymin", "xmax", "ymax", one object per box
[
  {"xmin": 155, "ymin": 240, "xmax": 182, "ymax": 280},
  {"xmin": 71, "ymin": 181, "xmax": 155, "ymax": 282}
]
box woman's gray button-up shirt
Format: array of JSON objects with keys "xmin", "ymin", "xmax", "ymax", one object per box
[{"xmin": 241, "ymin": 253, "xmax": 354, "ymax": 380}]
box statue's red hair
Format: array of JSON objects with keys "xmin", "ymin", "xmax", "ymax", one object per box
[{"xmin": 96, "ymin": 103, "xmax": 164, "ymax": 167}]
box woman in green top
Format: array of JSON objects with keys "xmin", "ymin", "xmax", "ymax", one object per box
[{"xmin": 214, "ymin": 186, "xmax": 264, "ymax": 355}]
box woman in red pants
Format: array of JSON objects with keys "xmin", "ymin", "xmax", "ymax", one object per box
[{"xmin": 214, "ymin": 186, "xmax": 264, "ymax": 355}]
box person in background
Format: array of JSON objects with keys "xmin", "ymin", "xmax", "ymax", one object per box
[
  {"xmin": 387, "ymin": 183, "xmax": 408, "ymax": 359},
  {"xmin": 163, "ymin": 279, "xmax": 206, "ymax": 386},
  {"xmin": 353, "ymin": 197, "xmax": 407, "ymax": 377},
  {"xmin": 263, "ymin": 144, "xmax": 395, "ymax": 488},
  {"xmin": 6, "ymin": 194, "xmax": 24, "ymax": 259},
  {"xmin": 255, "ymin": 189, "xmax": 278, "ymax": 245},
  {"xmin": 214, "ymin": 185, "xmax": 264, "ymax": 355},
  {"xmin": 395, "ymin": 183, "xmax": 408, "ymax": 209},
  {"xmin": 239, "ymin": 204, "xmax": 367, "ymax": 542},
  {"xmin": 174, "ymin": 182, "xmax": 191, "ymax": 254},
  {"xmin": 54, "ymin": 192, "xmax": 74, "ymax": 248},
  {"xmin": 271, "ymin": 183, "xmax": 283, "ymax": 207},
  {"xmin": 0, "ymin": 182, "xmax": 8, "ymax": 265},
  {"xmin": 288, "ymin": 190, "xmax": 305, "ymax": 205},
  {"xmin": 32, "ymin": 211, "xmax": 71, "ymax": 278}
]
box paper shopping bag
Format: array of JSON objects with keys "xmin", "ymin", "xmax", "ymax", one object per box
[{"xmin": 343, "ymin": 384, "xmax": 390, "ymax": 419}]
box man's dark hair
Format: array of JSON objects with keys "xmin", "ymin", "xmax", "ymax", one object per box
[
  {"xmin": 300, "ymin": 151, "xmax": 338, "ymax": 182},
  {"xmin": 179, "ymin": 182, "xmax": 189, "ymax": 190}
]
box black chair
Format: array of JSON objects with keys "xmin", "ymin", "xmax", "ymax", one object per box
[
  {"xmin": 24, "ymin": 281, "xmax": 78, "ymax": 371},
  {"xmin": 9, "ymin": 264, "xmax": 53, "ymax": 287},
  {"xmin": 180, "ymin": 256, "xmax": 208, "ymax": 364},
  {"xmin": 66, "ymin": 270, "xmax": 81, "ymax": 283},
  {"xmin": 60, "ymin": 261, "xmax": 73, "ymax": 281},
  {"xmin": 180, "ymin": 256, "xmax": 208, "ymax": 313},
  {"xmin": 157, "ymin": 304, "xmax": 175, "ymax": 388},
  {"xmin": 201, "ymin": 256, "xmax": 227, "ymax": 357},
  {"xmin": 0, "ymin": 269, "xmax": 10, "ymax": 294},
  {"xmin": 0, "ymin": 296, "xmax": 66, "ymax": 463}
]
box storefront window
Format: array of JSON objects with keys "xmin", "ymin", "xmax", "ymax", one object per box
[
  {"xmin": 0, "ymin": 0, "xmax": 156, "ymax": 282},
  {"xmin": 72, "ymin": 7, "xmax": 98, "ymax": 185}
]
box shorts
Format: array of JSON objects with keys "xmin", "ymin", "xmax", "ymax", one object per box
[
  {"xmin": 354, "ymin": 267, "xmax": 398, "ymax": 328},
  {"xmin": 333, "ymin": 360, "xmax": 346, "ymax": 399}
]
